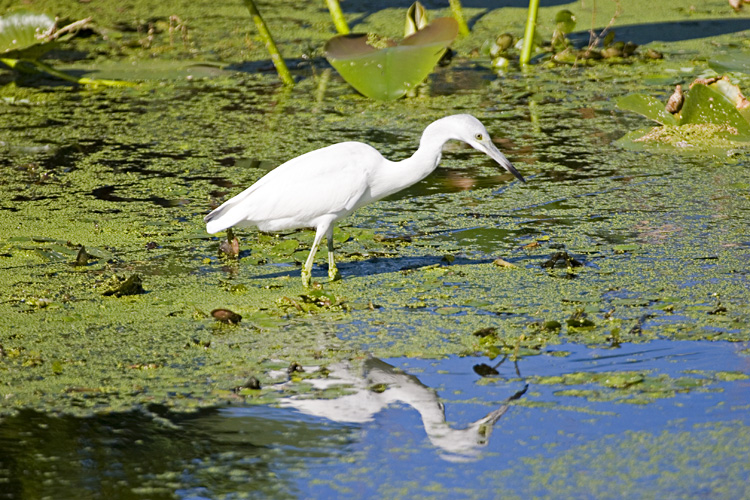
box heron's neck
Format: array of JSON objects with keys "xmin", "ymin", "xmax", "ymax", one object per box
[{"xmin": 369, "ymin": 119, "xmax": 456, "ymax": 201}]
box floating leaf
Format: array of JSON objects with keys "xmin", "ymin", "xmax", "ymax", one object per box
[
  {"xmin": 325, "ymin": 17, "xmax": 458, "ymax": 101},
  {"xmin": 708, "ymin": 51, "xmax": 750, "ymax": 75},
  {"xmin": 617, "ymin": 94, "xmax": 678, "ymax": 126},
  {"xmin": 0, "ymin": 12, "xmax": 55, "ymax": 57},
  {"xmin": 617, "ymin": 79, "xmax": 750, "ymax": 151},
  {"xmin": 679, "ymin": 83, "xmax": 750, "ymax": 137},
  {"xmin": 702, "ymin": 76, "xmax": 750, "ymax": 123}
]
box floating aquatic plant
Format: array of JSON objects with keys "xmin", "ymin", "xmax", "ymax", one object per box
[
  {"xmin": 324, "ymin": 13, "xmax": 458, "ymax": 101},
  {"xmin": 709, "ymin": 50, "xmax": 750, "ymax": 75},
  {"xmin": 617, "ymin": 77, "xmax": 750, "ymax": 151},
  {"xmin": 0, "ymin": 11, "xmax": 132, "ymax": 87},
  {"xmin": 489, "ymin": 8, "xmax": 657, "ymax": 74}
]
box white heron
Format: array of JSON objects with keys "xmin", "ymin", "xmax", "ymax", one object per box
[{"xmin": 204, "ymin": 114, "xmax": 525, "ymax": 287}]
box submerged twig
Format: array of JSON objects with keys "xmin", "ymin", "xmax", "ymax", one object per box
[{"xmin": 43, "ymin": 17, "xmax": 93, "ymax": 41}]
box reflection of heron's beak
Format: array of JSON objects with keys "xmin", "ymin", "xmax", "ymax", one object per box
[{"xmin": 485, "ymin": 142, "xmax": 525, "ymax": 183}]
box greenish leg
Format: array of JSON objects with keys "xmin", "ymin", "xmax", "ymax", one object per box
[
  {"xmin": 302, "ymin": 233, "xmax": 323, "ymax": 288},
  {"xmin": 327, "ymin": 229, "xmax": 341, "ymax": 282}
]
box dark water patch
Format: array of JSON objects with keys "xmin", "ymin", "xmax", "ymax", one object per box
[
  {"xmin": 90, "ymin": 185, "xmax": 188, "ymax": 208},
  {"xmin": 10, "ymin": 194, "xmax": 60, "ymax": 203},
  {"xmin": 569, "ymin": 19, "xmax": 750, "ymax": 47},
  {"xmin": 430, "ymin": 62, "xmax": 497, "ymax": 96},
  {"xmin": 1, "ymin": 139, "xmax": 102, "ymax": 174},
  {"xmin": 0, "ymin": 405, "xmax": 348, "ymax": 500}
]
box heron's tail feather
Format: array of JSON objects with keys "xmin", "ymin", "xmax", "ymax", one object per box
[
  {"xmin": 205, "ymin": 202, "xmax": 249, "ymax": 234},
  {"xmin": 204, "ymin": 184, "xmax": 262, "ymax": 234}
]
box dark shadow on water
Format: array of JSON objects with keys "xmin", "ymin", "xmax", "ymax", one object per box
[
  {"xmin": 568, "ymin": 19, "xmax": 750, "ymax": 47},
  {"xmin": 244, "ymin": 254, "xmax": 500, "ymax": 283},
  {"xmin": 90, "ymin": 185, "xmax": 188, "ymax": 208}
]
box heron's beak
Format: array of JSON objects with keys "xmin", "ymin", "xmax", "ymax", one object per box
[{"xmin": 485, "ymin": 142, "xmax": 525, "ymax": 183}]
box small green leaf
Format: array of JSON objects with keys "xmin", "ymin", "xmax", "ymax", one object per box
[
  {"xmin": 617, "ymin": 94, "xmax": 678, "ymax": 126},
  {"xmin": 554, "ymin": 10, "xmax": 576, "ymax": 35}
]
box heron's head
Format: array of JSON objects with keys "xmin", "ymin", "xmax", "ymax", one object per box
[{"xmin": 452, "ymin": 114, "xmax": 525, "ymax": 183}]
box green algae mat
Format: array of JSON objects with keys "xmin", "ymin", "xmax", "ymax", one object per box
[{"xmin": 1, "ymin": 0, "xmax": 749, "ymax": 498}]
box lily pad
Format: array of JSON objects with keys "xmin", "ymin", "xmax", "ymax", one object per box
[
  {"xmin": 709, "ymin": 51, "xmax": 750, "ymax": 75},
  {"xmin": 324, "ymin": 17, "xmax": 458, "ymax": 101},
  {"xmin": 60, "ymin": 60, "xmax": 230, "ymax": 81},
  {"xmin": 617, "ymin": 80, "xmax": 750, "ymax": 151},
  {"xmin": 617, "ymin": 94, "xmax": 678, "ymax": 126},
  {"xmin": 679, "ymin": 83, "xmax": 750, "ymax": 137},
  {"xmin": 0, "ymin": 12, "xmax": 55, "ymax": 58}
]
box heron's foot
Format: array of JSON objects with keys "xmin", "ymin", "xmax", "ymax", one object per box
[
  {"xmin": 328, "ymin": 265, "xmax": 341, "ymax": 282},
  {"xmin": 301, "ymin": 268, "xmax": 312, "ymax": 288}
]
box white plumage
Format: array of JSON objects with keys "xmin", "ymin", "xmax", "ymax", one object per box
[{"xmin": 205, "ymin": 114, "xmax": 524, "ymax": 286}]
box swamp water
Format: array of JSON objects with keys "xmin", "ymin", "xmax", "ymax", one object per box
[{"xmin": 1, "ymin": 0, "xmax": 750, "ymax": 498}]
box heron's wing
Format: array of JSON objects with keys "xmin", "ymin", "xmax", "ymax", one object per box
[{"xmin": 205, "ymin": 142, "xmax": 379, "ymax": 233}]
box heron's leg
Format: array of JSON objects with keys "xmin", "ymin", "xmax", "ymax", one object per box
[
  {"xmin": 302, "ymin": 227, "xmax": 326, "ymax": 288},
  {"xmin": 326, "ymin": 226, "xmax": 341, "ymax": 282}
]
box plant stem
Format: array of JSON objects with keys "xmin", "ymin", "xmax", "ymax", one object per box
[
  {"xmin": 325, "ymin": 0, "xmax": 350, "ymax": 34},
  {"xmin": 519, "ymin": 0, "xmax": 540, "ymax": 66},
  {"xmin": 242, "ymin": 0, "xmax": 294, "ymax": 86},
  {"xmin": 448, "ymin": 0, "xmax": 470, "ymax": 37},
  {"xmin": 0, "ymin": 57, "xmax": 134, "ymax": 87}
]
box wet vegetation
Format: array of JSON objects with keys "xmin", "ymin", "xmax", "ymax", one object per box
[{"xmin": 1, "ymin": 0, "xmax": 749, "ymax": 497}]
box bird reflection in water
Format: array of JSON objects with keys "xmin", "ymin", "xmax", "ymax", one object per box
[{"xmin": 275, "ymin": 357, "xmax": 527, "ymax": 462}]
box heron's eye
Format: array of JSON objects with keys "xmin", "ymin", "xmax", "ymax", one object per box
[{"xmin": 474, "ymin": 133, "xmax": 483, "ymax": 141}]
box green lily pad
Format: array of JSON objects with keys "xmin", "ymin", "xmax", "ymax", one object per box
[
  {"xmin": 60, "ymin": 60, "xmax": 230, "ymax": 81},
  {"xmin": 0, "ymin": 12, "xmax": 55, "ymax": 58},
  {"xmin": 324, "ymin": 17, "xmax": 458, "ymax": 101},
  {"xmin": 679, "ymin": 83, "xmax": 750, "ymax": 137},
  {"xmin": 700, "ymin": 77, "xmax": 750, "ymax": 124},
  {"xmin": 617, "ymin": 81, "xmax": 750, "ymax": 152},
  {"xmin": 617, "ymin": 94, "xmax": 678, "ymax": 126},
  {"xmin": 709, "ymin": 51, "xmax": 750, "ymax": 75}
]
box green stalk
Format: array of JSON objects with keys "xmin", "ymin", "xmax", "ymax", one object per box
[
  {"xmin": 519, "ymin": 0, "xmax": 540, "ymax": 66},
  {"xmin": 0, "ymin": 57, "xmax": 134, "ymax": 87},
  {"xmin": 325, "ymin": 0, "xmax": 349, "ymax": 34},
  {"xmin": 313, "ymin": 68, "xmax": 331, "ymax": 113},
  {"xmin": 448, "ymin": 0, "xmax": 470, "ymax": 37},
  {"xmin": 242, "ymin": 0, "xmax": 294, "ymax": 86}
]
